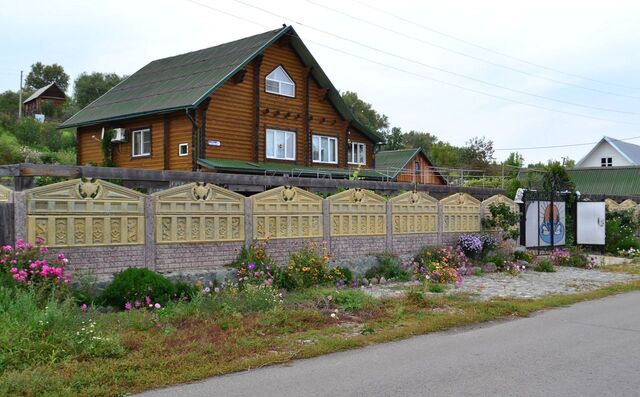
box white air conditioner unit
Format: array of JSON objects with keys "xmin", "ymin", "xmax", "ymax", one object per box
[{"xmin": 111, "ymin": 128, "xmax": 127, "ymax": 143}]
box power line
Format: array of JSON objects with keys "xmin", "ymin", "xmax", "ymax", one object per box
[
  {"xmin": 348, "ymin": 0, "xmax": 640, "ymax": 93},
  {"xmin": 228, "ymin": 0, "xmax": 640, "ymax": 116},
  {"xmin": 495, "ymin": 135, "xmax": 640, "ymax": 151},
  {"xmin": 185, "ymin": 0, "xmax": 640, "ymax": 126}
]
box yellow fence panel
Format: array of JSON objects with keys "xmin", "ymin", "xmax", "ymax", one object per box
[
  {"xmin": 605, "ymin": 198, "xmax": 620, "ymax": 211},
  {"xmin": 26, "ymin": 179, "xmax": 145, "ymax": 247},
  {"xmin": 441, "ymin": 193, "xmax": 481, "ymax": 232},
  {"xmin": 619, "ymin": 199, "xmax": 637, "ymax": 210},
  {"xmin": 154, "ymin": 182, "xmax": 245, "ymax": 243},
  {"xmin": 0, "ymin": 185, "xmax": 10, "ymax": 202},
  {"xmin": 329, "ymin": 188, "xmax": 386, "ymax": 236},
  {"xmin": 252, "ymin": 186, "xmax": 322, "ymax": 239},
  {"xmin": 390, "ymin": 191, "xmax": 437, "ymax": 234}
]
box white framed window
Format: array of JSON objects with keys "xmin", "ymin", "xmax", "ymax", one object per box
[
  {"xmin": 601, "ymin": 157, "xmax": 613, "ymax": 167},
  {"xmin": 178, "ymin": 143, "xmax": 189, "ymax": 157},
  {"xmin": 266, "ymin": 129, "xmax": 296, "ymax": 160},
  {"xmin": 348, "ymin": 142, "xmax": 366, "ymax": 165},
  {"xmin": 265, "ymin": 66, "xmax": 295, "ymax": 97},
  {"xmin": 132, "ymin": 128, "xmax": 151, "ymax": 157},
  {"xmin": 312, "ymin": 135, "xmax": 337, "ymax": 164}
]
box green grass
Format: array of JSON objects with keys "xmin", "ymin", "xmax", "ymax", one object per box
[{"xmin": 2, "ymin": 281, "xmax": 640, "ymax": 396}]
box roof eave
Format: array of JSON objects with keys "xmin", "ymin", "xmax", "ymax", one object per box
[{"xmin": 57, "ymin": 105, "xmax": 194, "ymax": 129}]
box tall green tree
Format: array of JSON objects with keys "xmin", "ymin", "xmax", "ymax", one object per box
[
  {"xmin": 0, "ymin": 90, "xmax": 20, "ymax": 116},
  {"xmin": 383, "ymin": 126, "xmax": 404, "ymax": 150},
  {"xmin": 341, "ymin": 91, "xmax": 389, "ymax": 134},
  {"xmin": 24, "ymin": 62, "xmax": 70, "ymax": 91},
  {"xmin": 74, "ymin": 72, "xmax": 125, "ymax": 108},
  {"xmin": 542, "ymin": 161, "xmax": 575, "ymax": 192},
  {"xmin": 461, "ymin": 136, "xmax": 495, "ymax": 170},
  {"xmin": 504, "ymin": 151, "xmax": 524, "ymax": 168}
]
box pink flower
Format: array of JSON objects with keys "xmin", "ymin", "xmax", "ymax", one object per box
[
  {"xmin": 9, "ymin": 267, "xmax": 17, "ymax": 274},
  {"xmin": 124, "ymin": 302, "xmax": 132, "ymax": 311},
  {"xmin": 134, "ymin": 300, "xmax": 141, "ymax": 308},
  {"xmin": 145, "ymin": 296, "xmax": 151, "ymax": 306},
  {"xmin": 154, "ymin": 303, "xmax": 161, "ymax": 309},
  {"xmin": 203, "ymin": 287, "xmax": 211, "ymax": 294},
  {"xmin": 81, "ymin": 303, "xmax": 88, "ymax": 312}
]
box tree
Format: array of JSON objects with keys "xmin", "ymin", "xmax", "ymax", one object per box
[
  {"xmin": 383, "ymin": 126, "xmax": 404, "ymax": 150},
  {"xmin": 74, "ymin": 72, "xmax": 125, "ymax": 108},
  {"xmin": 542, "ymin": 161, "xmax": 575, "ymax": 192},
  {"xmin": 461, "ymin": 136, "xmax": 495, "ymax": 170},
  {"xmin": 24, "ymin": 62, "xmax": 70, "ymax": 91},
  {"xmin": 403, "ymin": 130, "xmax": 438, "ymax": 151},
  {"xmin": 504, "ymin": 151, "xmax": 524, "ymax": 168},
  {"xmin": 0, "ymin": 90, "xmax": 20, "ymax": 116},
  {"xmin": 341, "ymin": 91, "xmax": 389, "ymax": 134}
]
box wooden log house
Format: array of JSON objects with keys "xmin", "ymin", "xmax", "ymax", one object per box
[{"xmin": 61, "ymin": 25, "xmax": 444, "ymax": 184}]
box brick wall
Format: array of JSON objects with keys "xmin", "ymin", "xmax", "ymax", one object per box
[
  {"xmin": 392, "ymin": 233, "xmax": 438, "ymax": 256},
  {"xmin": 330, "ymin": 236, "xmax": 387, "ymax": 258},
  {"xmin": 63, "ymin": 245, "xmax": 146, "ymax": 276},
  {"xmin": 155, "ymin": 242, "xmax": 244, "ymax": 272}
]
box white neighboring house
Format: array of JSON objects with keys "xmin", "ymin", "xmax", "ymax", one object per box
[{"xmin": 575, "ymin": 136, "xmax": 640, "ymax": 168}]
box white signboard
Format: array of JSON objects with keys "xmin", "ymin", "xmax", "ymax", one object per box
[
  {"xmin": 525, "ymin": 201, "xmax": 566, "ymax": 247},
  {"xmin": 577, "ymin": 202, "xmax": 606, "ymax": 245}
]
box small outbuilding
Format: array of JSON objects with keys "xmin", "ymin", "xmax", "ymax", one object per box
[
  {"xmin": 375, "ymin": 148, "xmax": 447, "ymax": 185},
  {"xmin": 23, "ymin": 82, "xmax": 66, "ymax": 116}
]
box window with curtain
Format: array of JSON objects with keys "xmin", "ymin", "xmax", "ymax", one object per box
[{"xmin": 266, "ymin": 129, "xmax": 296, "ymax": 160}]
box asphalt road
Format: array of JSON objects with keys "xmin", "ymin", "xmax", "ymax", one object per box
[{"xmin": 138, "ymin": 292, "xmax": 640, "ymax": 397}]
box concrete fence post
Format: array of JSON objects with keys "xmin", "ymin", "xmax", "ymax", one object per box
[
  {"xmin": 13, "ymin": 191, "xmax": 26, "ymax": 242},
  {"xmin": 385, "ymin": 200, "xmax": 393, "ymax": 252},
  {"xmin": 322, "ymin": 199, "xmax": 330, "ymax": 245},
  {"xmin": 244, "ymin": 196, "xmax": 253, "ymax": 248},
  {"xmin": 144, "ymin": 195, "xmax": 156, "ymax": 270},
  {"xmin": 437, "ymin": 201, "xmax": 444, "ymax": 246}
]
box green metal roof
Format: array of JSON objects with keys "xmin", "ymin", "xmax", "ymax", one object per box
[
  {"xmin": 375, "ymin": 148, "xmax": 446, "ymax": 183},
  {"xmin": 59, "ymin": 26, "xmax": 383, "ymax": 143},
  {"xmin": 375, "ymin": 148, "xmax": 421, "ymax": 178},
  {"xmin": 568, "ymin": 167, "xmax": 640, "ymax": 196},
  {"xmin": 198, "ymin": 158, "xmax": 387, "ymax": 179}
]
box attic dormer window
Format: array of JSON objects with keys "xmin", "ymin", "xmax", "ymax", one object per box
[{"xmin": 265, "ymin": 66, "xmax": 295, "ymax": 97}]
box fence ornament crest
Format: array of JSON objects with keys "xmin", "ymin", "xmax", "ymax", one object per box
[
  {"xmin": 154, "ymin": 182, "xmax": 244, "ymax": 243},
  {"xmin": 619, "ymin": 199, "xmax": 637, "ymax": 210},
  {"xmin": 26, "ymin": 179, "xmax": 145, "ymax": 247},
  {"xmin": 328, "ymin": 188, "xmax": 386, "ymax": 236},
  {"xmin": 441, "ymin": 192, "xmax": 481, "ymax": 232},
  {"xmin": 252, "ymin": 186, "xmax": 322, "ymax": 239},
  {"xmin": 390, "ymin": 191, "xmax": 438, "ymax": 234}
]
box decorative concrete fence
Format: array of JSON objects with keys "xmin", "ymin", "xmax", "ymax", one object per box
[
  {"xmin": 605, "ymin": 198, "xmax": 637, "ymax": 212},
  {"xmin": 1, "ymin": 179, "xmax": 516, "ymax": 276}
]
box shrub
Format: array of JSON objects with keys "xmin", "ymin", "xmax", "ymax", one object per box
[
  {"xmin": 457, "ymin": 234, "xmax": 483, "ymax": 258},
  {"xmin": 365, "ymin": 252, "xmax": 410, "ymax": 282},
  {"xmin": 428, "ymin": 283, "xmax": 445, "ymax": 293},
  {"xmin": 331, "ymin": 289, "xmax": 375, "ymax": 312},
  {"xmin": 481, "ymin": 202, "xmax": 520, "ymax": 240},
  {"xmin": 514, "ymin": 250, "xmax": 535, "ymax": 263},
  {"xmin": 606, "ymin": 209, "xmax": 640, "ymax": 254},
  {"xmin": 100, "ymin": 268, "xmax": 177, "ymax": 309},
  {"xmin": 534, "ymin": 259, "xmax": 556, "ymax": 273},
  {"xmin": 276, "ymin": 242, "xmax": 348, "ymax": 290},
  {"xmin": 485, "ymin": 253, "xmax": 506, "ymax": 270},
  {"xmin": 229, "ymin": 241, "xmax": 275, "ymax": 269},
  {"xmin": 0, "ymin": 239, "xmax": 71, "ymax": 295},
  {"xmin": 503, "ymin": 261, "xmax": 526, "ymax": 275},
  {"xmin": 549, "ymin": 248, "xmax": 596, "ymax": 269}
]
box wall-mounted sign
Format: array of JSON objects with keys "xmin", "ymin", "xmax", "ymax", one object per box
[
  {"xmin": 525, "ymin": 201, "xmax": 566, "ymax": 247},
  {"xmin": 207, "ymin": 140, "xmax": 221, "ymax": 146}
]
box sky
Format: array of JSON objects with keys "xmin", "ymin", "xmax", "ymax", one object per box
[{"xmin": 2, "ymin": 0, "xmax": 640, "ymax": 165}]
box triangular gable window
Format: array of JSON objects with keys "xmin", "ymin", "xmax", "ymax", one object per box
[{"xmin": 265, "ymin": 66, "xmax": 295, "ymax": 97}]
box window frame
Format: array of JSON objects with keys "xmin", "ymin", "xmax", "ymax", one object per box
[
  {"xmin": 312, "ymin": 134, "xmax": 338, "ymax": 164},
  {"xmin": 131, "ymin": 128, "xmax": 151, "ymax": 158},
  {"xmin": 600, "ymin": 157, "xmax": 613, "ymax": 167},
  {"xmin": 265, "ymin": 65, "xmax": 295, "ymax": 98},
  {"xmin": 266, "ymin": 128, "xmax": 296, "ymax": 161},
  {"xmin": 347, "ymin": 142, "xmax": 367, "ymax": 165},
  {"xmin": 178, "ymin": 143, "xmax": 189, "ymax": 157}
]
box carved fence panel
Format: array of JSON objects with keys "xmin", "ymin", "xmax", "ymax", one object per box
[
  {"xmin": 441, "ymin": 193, "xmax": 481, "ymax": 233},
  {"xmin": 329, "ymin": 188, "xmax": 386, "ymax": 236},
  {"xmin": 481, "ymin": 194, "xmax": 518, "ymax": 230},
  {"xmin": 0, "ymin": 185, "xmax": 10, "ymax": 202},
  {"xmin": 390, "ymin": 191, "xmax": 438, "ymax": 234},
  {"xmin": 252, "ymin": 186, "xmax": 322, "ymax": 239},
  {"xmin": 605, "ymin": 198, "xmax": 620, "ymax": 211},
  {"xmin": 26, "ymin": 179, "xmax": 145, "ymax": 247},
  {"xmin": 154, "ymin": 183, "xmax": 244, "ymax": 243}
]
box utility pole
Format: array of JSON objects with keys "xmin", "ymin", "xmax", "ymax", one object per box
[{"xmin": 18, "ymin": 70, "xmax": 23, "ymax": 119}]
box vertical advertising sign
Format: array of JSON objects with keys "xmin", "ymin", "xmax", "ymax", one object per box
[{"xmin": 525, "ymin": 201, "xmax": 566, "ymax": 247}]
